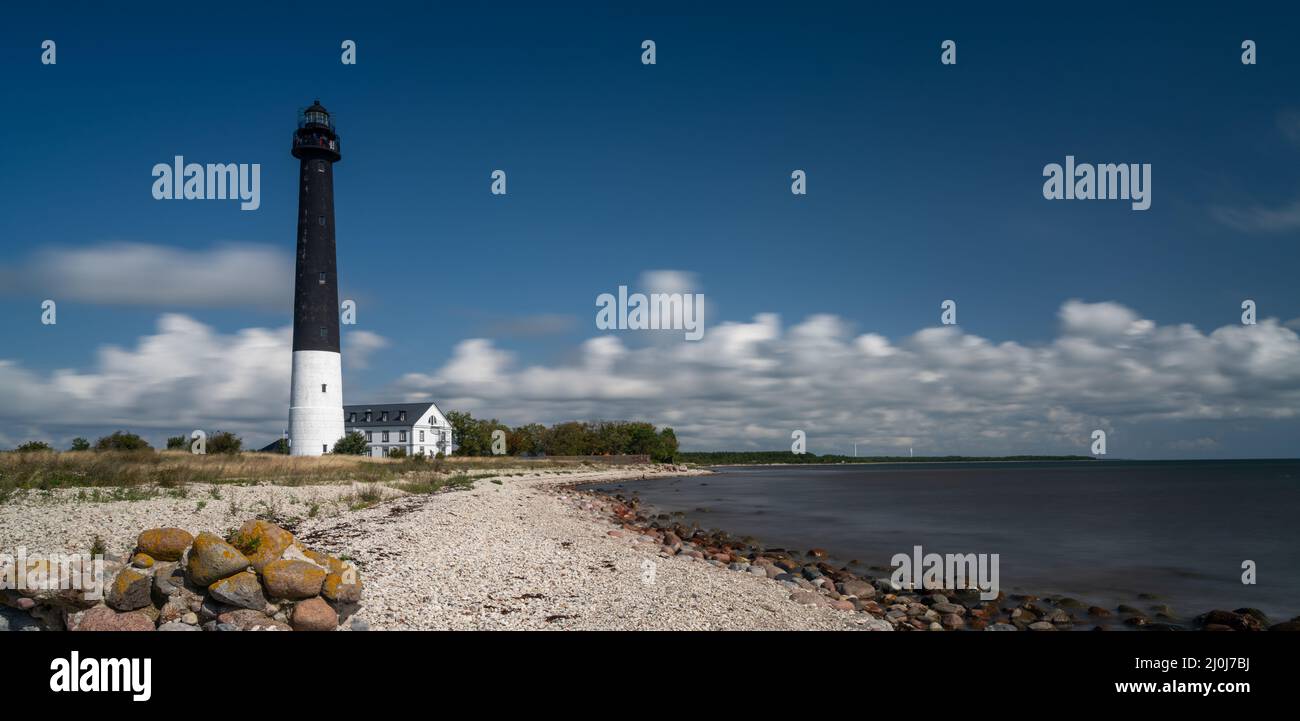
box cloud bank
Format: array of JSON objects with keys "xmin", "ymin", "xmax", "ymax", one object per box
[{"xmin": 1, "ymin": 301, "xmax": 1297, "ymax": 456}]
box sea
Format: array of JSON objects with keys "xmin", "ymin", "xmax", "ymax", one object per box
[{"xmin": 587, "ymin": 460, "xmax": 1300, "ymax": 623}]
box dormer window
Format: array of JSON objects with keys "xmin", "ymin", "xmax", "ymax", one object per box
[
  {"xmin": 380, "ymin": 411, "xmax": 388, "ymax": 422},
  {"xmin": 364, "ymin": 411, "xmax": 372, "ymax": 422},
  {"xmin": 398, "ymin": 411, "xmax": 407, "ymax": 422},
  {"xmin": 348, "ymin": 412, "xmax": 356, "ymax": 422}
]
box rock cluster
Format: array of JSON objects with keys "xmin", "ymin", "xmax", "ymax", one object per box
[
  {"xmin": 575, "ymin": 490, "xmax": 1299, "ymax": 632},
  {"xmin": 1, "ymin": 521, "xmax": 364, "ymax": 632}
]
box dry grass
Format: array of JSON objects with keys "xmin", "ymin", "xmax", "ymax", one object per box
[{"xmin": 0, "ymin": 449, "xmax": 622, "ymax": 499}]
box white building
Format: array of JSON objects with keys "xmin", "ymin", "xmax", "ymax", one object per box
[{"xmin": 343, "ymin": 402, "xmax": 454, "ymax": 458}]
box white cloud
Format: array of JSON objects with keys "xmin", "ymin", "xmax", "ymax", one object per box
[
  {"xmin": 393, "ymin": 300, "xmax": 1300, "ymax": 455},
  {"xmin": 0, "ymin": 242, "xmax": 293, "ymax": 309},
  {"xmin": 0, "ymin": 314, "xmax": 386, "ymax": 446},
  {"xmin": 3, "ymin": 301, "xmax": 1298, "ymax": 457}
]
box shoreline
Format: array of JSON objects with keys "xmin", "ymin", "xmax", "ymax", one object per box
[
  {"xmin": 2, "ymin": 464, "xmax": 889, "ymax": 631},
  {"xmin": 578, "ymin": 472, "xmax": 1298, "ymax": 632}
]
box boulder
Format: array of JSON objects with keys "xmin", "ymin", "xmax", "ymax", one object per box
[
  {"xmin": 131, "ymin": 553, "xmax": 155, "ymax": 569},
  {"xmin": 208, "ymin": 571, "xmax": 267, "ymax": 610},
  {"xmin": 74, "ymin": 606, "xmax": 155, "ymax": 631},
  {"xmin": 838, "ymin": 579, "xmax": 876, "ymax": 599},
  {"xmin": 106, "ymin": 568, "xmax": 152, "ymax": 611},
  {"xmin": 262, "ymin": 560, "xmax": 326, "ymax": 600},
  {"xmin": 136, "ymin": 528, "xmax": 194, "ymax": 562},
  {"xmin": 321, "ymin": 561, "xmax": 363, "ymax": 604},
  {"xmin": 230, "ymin": 520, "xmax": 295, "ymax": 573},
  {"xmin": 158, "ymin": 621, "xmax": 200, "ymax": 631},
  {"xmin": 186, "ymin": 532, "xmax": 250, "ymax": 587},
  {"xmin": 291, "ymin": 597, "xmax": 338, "ymax": 631}
]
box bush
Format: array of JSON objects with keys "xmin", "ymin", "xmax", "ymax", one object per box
[
  {"xmin": 166, "ymin": 435, "xmax": 187, "ymax": 450},
  {"xmin": 207, "ymin": 431, "xmax": 242, "ymax": 455},
  {"xmin": 387, "ymin": 447, "xmax": 407, "ymax": 459},
  {"xmin": 69, "ymin": 437, "xmax": 90, "ymax": 452},
  {"xmin": 333, "ymin": 431, "xmax": 368, "ymax": 455},
  {"xmin": 94, "ymin": 431, "xmax": 152, "ymax": 452},
  {"xmin": 15, "ymin": 441, "xmax": 53, "ymax": 452}
]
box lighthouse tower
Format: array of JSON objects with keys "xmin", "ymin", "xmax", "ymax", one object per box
[{"xmin": 288, "ymin": 100, "xmax": 344, "ymax": 456}]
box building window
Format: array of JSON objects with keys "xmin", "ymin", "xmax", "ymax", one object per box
[
  {"xmin": 319, "ymin": 326, "xmax": 327, "ymax": 338},
  {"xmin": 419, "ymin": 430, "xmax": 425, "ymax": 442},
  {"xmin": 365, "ymin": 411, "xmax": 372, "ymax": 422},
  {"xmin": 380, "ymin": 411, "xmax": 388, "ymax": 422},
  {"xmin": 400, "ymin": 431, "xmax": 407, "ymax": 442},
  {"xmin": 322, "ymin": 444, "xmax": 327, "ymax": 453},
  {"xmin": 319, "ymin": 272, "xmax": 326, "ymax": 285},
  {"xmin": 348, "ymin": 412, "xmax": 356, "ymax": 422},
  {"xmin": 398, "ymin": 411, "xmax": 406, "ymax": 422},
  {"xmin": 382, "ymin": 431, "xmax": 389, "ymax": 442},
  {"xmin": 321, "ymin": 384, "xmax": 327, "ymax": 393},
  {"xmin": 365, "ymin": 431, "xmax": 372, "ymax": 442}
]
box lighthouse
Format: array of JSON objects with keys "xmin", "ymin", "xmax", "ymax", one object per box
[{"xmin": 288, "ymin": 100, "xmax": 344, "ymax": 456}]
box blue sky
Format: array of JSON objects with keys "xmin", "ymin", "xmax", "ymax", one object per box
[{"xmin": 1, "ymin": 1, "xmax": 1299, "ymax": 457}]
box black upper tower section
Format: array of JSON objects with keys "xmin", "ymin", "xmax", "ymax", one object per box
[{"xmin": 291, "ymin": 100, "xmax": 342, "ymax": 353}]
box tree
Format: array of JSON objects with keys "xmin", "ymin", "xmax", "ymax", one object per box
[
  {"xmin": 543, "ymin": 421, "xmax": 592, "ymax": 456},
  {"xmin": 508, "ymin": 423, "xmax": 545, "ymax": 456},
  {"xmin": 652, "ymin": 427, "xmax": 679, "ymax": 463},
  {"xmin": 387, "ymin": 446, "xmax": 407, "ymax": 459},
  {"xmin": 333, "ymin": 431, "xmax": 368, "ymax": 455},
  {"xmin": 166, "ymin": 435, "xmax": 187, "ymax": 450},
  {"xmin": 94, "ymin": 431, "xmax": 151, "ymax": 452},
  {"xmin": 69, "ymin": 437, "xmax": 90, "ymax": 452},
  {"xmin": 16, "ymin": 441, "xmax": 53, "ymax": 452},
  {"xmin": 207, "ymin": 431, "xmax": 242, "ymax": 455}
]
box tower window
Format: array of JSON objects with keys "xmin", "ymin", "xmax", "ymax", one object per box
[
  {"xmin": 322, "ymin": 384, "xmax": 327, "ymax": 393},
  {"xmin": 323, "ymin": 444, "xmax": 328, "ymax": 453},
  {"xmin": 318, "ymin": 215, "xmax": 325, "ymax": 226},
  {"xmin": 319, "ymin": 326, "xmax": 327, "ymax": 338},
  {"xmin": 319, "ymin": 272, "xmax": 326, "ymax": 285},
  {"xmin": 316, "ymin": 161, "xmax": 325, "ymax": 173}
]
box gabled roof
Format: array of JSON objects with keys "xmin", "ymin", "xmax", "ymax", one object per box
[{"xmin": 343, "ymin": 402, "xmax": 445, "ymax": 427}]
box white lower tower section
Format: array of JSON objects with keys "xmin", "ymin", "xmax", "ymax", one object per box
[{"xmin": 288, "ymin": 350, "xmax": 344, "ymax": 456}]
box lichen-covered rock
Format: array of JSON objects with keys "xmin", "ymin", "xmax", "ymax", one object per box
[
  {"xmin": 216, "ymin": 608, "xmax": 292, "ymax": 631},
  {"xmin": 136, "ymin": 528, "xmax": 194, "ymax": 562},
  {"xmin": 262, "ymin": 560, "xmax": 326, "ymax": 600},
  {"xmin": 208, "ymin": 571, "xmax": 267, "ymax": 610},
  {"xmin": 186, "ymin": 532, "xmax": 250, "ymax": 587},
  {"xmin": 131, "ymin": 553, "xmax": 155, "ymax": 569},
  {"xmin": 74, "ymin": 606, "xmax": 155, "ymax": 631},
  {"xmin": 291, "ymin": 597, "xmax": 338, "ymax": 631},
  {"xmin": 229, "ymin": 520, "xmax": 294, "ymax": 573},
  {"xmin": 106, "ymin": 568, "xmax": 152, "ymax": 611},
  {"xmin": 321, "ymin": 560, "xmax": 362, "ymax": 604}
]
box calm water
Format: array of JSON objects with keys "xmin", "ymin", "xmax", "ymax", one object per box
[{"xmin": 589, "ymin": 460, "xmax": 1300, "ymax": 622}]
